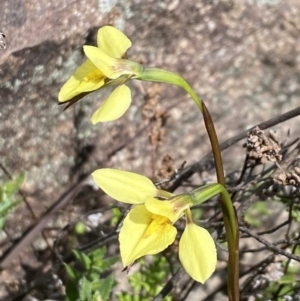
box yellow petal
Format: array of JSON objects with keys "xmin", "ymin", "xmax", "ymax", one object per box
[
  {"xmin": 91, "ymin": 168, "xmax": 157, "ymax": 204},
  {"xmin": 119, "ymin": 205, "xmax": 177, "ymax": 266},
  {"xmin": 179, "ymin": 223, "xmax": 217, "ymax": 283},
  {"xmin": 84, "ymin": 46, "xmax": 136, "ymax": 80},
  {"xmin": 91, "ymin": 85, "xmax": 131, "ymax": 124},
  {"xmin": 97, "ymin": 26, "xmax": 131, "ymax": 58},
  {"xmin": 58, "ymin": 60, "xmax": 105, "ymax": 102},
  {"xmin": 145, "ymin": 197, "xmax": 181, "ymax": 223}
]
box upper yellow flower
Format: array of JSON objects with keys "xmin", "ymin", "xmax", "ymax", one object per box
[
  {"xmin": 92, "ymin": 168, "xmax": 217, "ymax": 284},
  {"xmin": 58, "ymin": 26, "xmax": 143, "ymax": 123}
]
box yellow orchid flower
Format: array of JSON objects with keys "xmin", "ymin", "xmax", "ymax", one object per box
[
  {"xmin": 58, "ymin": 26, "xmax": 143, "ymax": 123},
  {"xmin": 91, "ymin": 168, "xmax": 217, "ymax": 283}
]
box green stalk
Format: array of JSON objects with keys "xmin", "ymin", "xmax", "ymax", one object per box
[
  {"xmin": 190, "ymin": 183, "xmax": 236, "ymax": 232},
  {"xmin": 141, "ymin": 67, "xmax": 239, "ymax": 300},
  {"xmin": 140, "ymin": 68, "xmax": 203, "ymax": 112},
  {"xmin": 202, "ymin": 102, "xmax": 239, "ymax": 300}
]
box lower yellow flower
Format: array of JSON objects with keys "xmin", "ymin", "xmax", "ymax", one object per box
[{"xmin": 92, "ymin": 168, "xmax": 217, "ymax": 283}]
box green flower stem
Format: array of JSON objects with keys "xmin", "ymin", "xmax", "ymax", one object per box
[
  {"xmin": 140, "ymin": 68, "xmax": 203, "ymax": 112},
  {"xmin": 202, "ymin": 102, "xmax": 239, "ymax": 301},
  {"xmin": 141, "ymin": 67, "xmax": 239, "ymax": 301},
  {"xmin": 190, "ymin": 183, "xmax": 236, "ymax": 241},
  {"xmin": 141, "ymin": 68, "xmax": 237, "ymax": 238}
]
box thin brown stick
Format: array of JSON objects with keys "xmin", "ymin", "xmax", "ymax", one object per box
[
  {"xmin": 170, "ymin": 105, "xmax": 300, "ymax": 192},
  {"xmin": 239, "ymin": 227, "xmax": 300, "ymax": 262}
]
